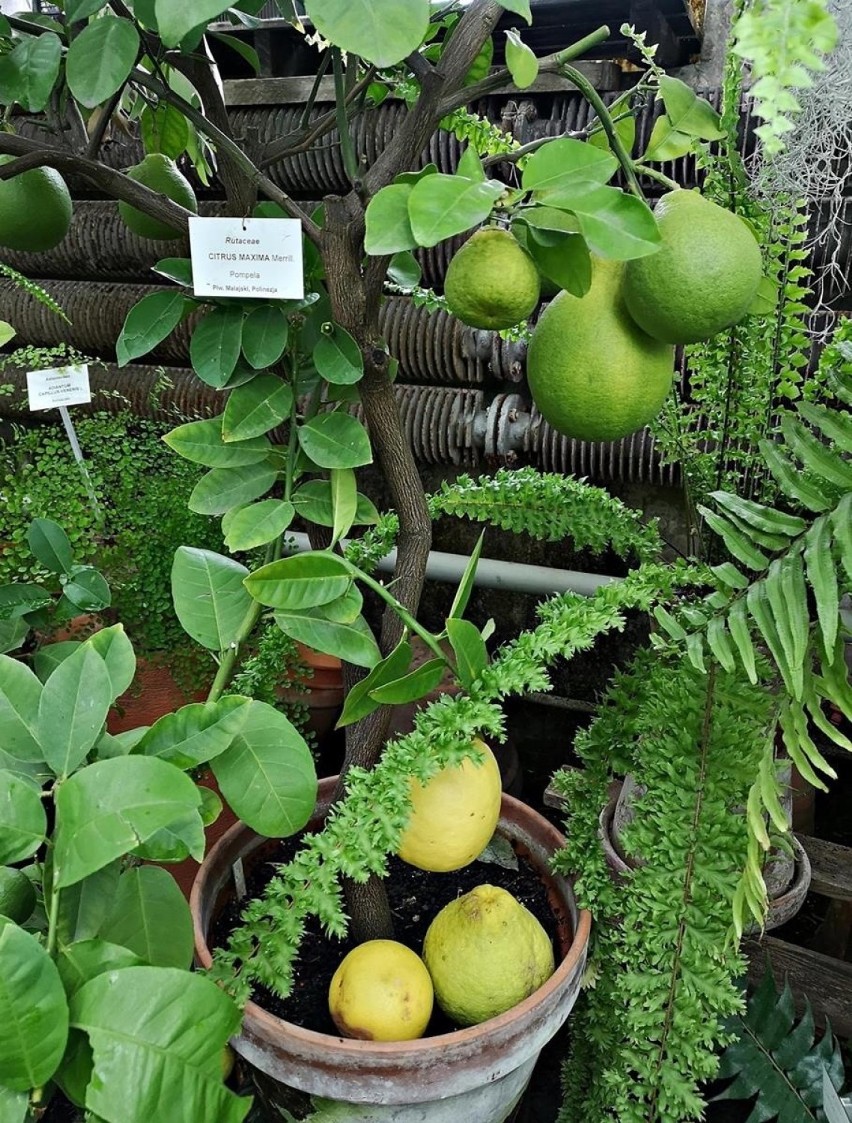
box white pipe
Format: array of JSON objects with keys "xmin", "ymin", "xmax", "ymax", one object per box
[{"xmin": 287, "ymin": 533, "xmax": 620, "ymax": 597}]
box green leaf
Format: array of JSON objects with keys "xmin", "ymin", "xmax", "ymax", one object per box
[
  {"xmin": 747, "ymin": 274, "xmax": 780, "ymax": 316},
  {"xmin": 698, "ymin": 506, "xmax": 770, "ymax": 571},
  {"xmin": 368, "ymin": 657, "xmax": 446, "ymax": 704},
  {"xmin": 804, "ymin": 517, "xmax": 839, "ymax": 658},
  {"xmin": 833, "ymin": 493, "xmax": 852, "ymax": 583},
  {"xmin": 521, "ymin": 138, "xmax": 618, "ymax": 206},
  {"xmin": 710, "ymin": 491, "xmax": 806, "ymax": 537},
  {"xmin": 131, "ymin": 805, "xmax": 205, "ymax": 864},
  {"xmin": 209, "ymin": 30, "xmax": 260, "ymax": 73},
  {"xmin": 747, "ymin": 580, "xmax": 796, "ymax": 697},
  {"xmin": 587, "ymin": 98, "xmax": 636, "ymax": 156},
  {"xmin": 0, "ymin": 656, "xmax": 44, "ymax": 778},
  {"xmin": 57, "ymin": 939, "xmax": 143, "ymax": 1000},
  {"xmin": 0, "ymin": 770, "xmax": 46, "ymax": 865},
  {"xmin": 446, "ymin": 617, "xmax": 487, "ymax": 689},
  {"xmin": 336, "ymin": 639, "xmax": 412, "ymax": 729},
  {"xmin": 0, "ymin": 31, "xmax": 62, "ymax": 112},
  {"xmin": 171, "ymin": 547, "xmax": 253, "ymax": 651},
  {"xmin": 303, "ymin": 585, "xmax": 363, "ymax": 624},
  {"xmin": 38, "ymin": 645, "xmax": 114, "ymax": 777},
  {"xmin": 653, "ymin": 605, "xmax": 687, "ymax": 641},
  {"xmin": 53, "ymin": 757, "xmax": 201, "ymax": 888},
  {"xmin": 706, "ymin": 617, "xmax": 736, "ymax": 673},
  {"xmin": 87, "ymin": 625, "xmax": 136, "ymax": 699},
  {"xmin": 457, "ymin": 145, "xmax": 486, "ymax": 183},
  {"xmin": 504, "ymin": 28, "xmax": 538, "ymax": 89},
  {"xmin": 303, "ymin": 0, "xmax": 430, "ymax": 67},
  {"xmin": 388, "ymin": 250, "xmax": 422, "ymax": 288},
  {"xmin": 781, "ymin": 414, "xmax": 852, "ymax": 490},
  {"xmin": 211, "ymin": 700, "xmax": 317, "ymax": 838},
  {"xmin": 28, "ymin": 517, "xmax": 74, "ymax": 575},
  {"xmin": 759, "ymin": 439, "xmax": 834, "ymax": 513},
  {"xmin": 116, "ymin": 291, "xmax": 188, "ymax": 367},
  {"xmin": 0, "ymin": 1083, "xmax": 31, "ymax": 1122},
  {"xmin": 463, "ymin": 33, "xmax": 492, "ymax": 85},
  {"xmin": 190, "ymin": 306, "xmax": 244, "ymax": 388},
  {"xmin": 313, "ymin": 325, "xmax": 364, "ymax": 386},
  {"xmin": 797, "ymin": 401, "xmax": 852, "ymax": 454},
  {"xmin": 66, "ymin": 17, "xmax": 139, "ymax": 108},
  {"xmin": 188, "ymin": 462, "xmax": 278, "ymax": 516},
  {"xmin": 297, "ymin": 412, "xmax": 372, "ymax": 469},
  {"xmin": 0, "ymin": 619, "xmax": 29, "ymax": 657},
  {"xmin": 152, "ymin": 257, "xmax": 192, "ymax": 287},
  {"xmin": 98, "ymin": 867, "xmax": 194, "ymax": 969},
  {"xmin": 221, "ymin": 374, "xmax": 294, "ymax": 442},
  {"xmin": 164, "ymin": 416, "xmax": 271, "ymax": 468},
  {"xmin": 364, "ymin": 184, "xmax": 417, "ymax": 255},
  {"xmin": 449, "ymin": 530, "xmax": 485, "ymax": 620},
  {"xmin": 245, "ymin": 552, "xmax": 352, "ymax": 611},
  {"xmin": 140, "ymin": 102, "xmax": 190, "ymax": 160},
  {"xmin": 154, "ymin": 0, "xmax": 228, "ymax": 46},
  {"xmin": 728, "ymin": 599, "xmax": 758, "ymax": 684},
  {"xmin": 63, "ymin": 566, "xmax": 111, "ymax": 613},
  {"xmin": 0, "ymin": 920, "xmax": 69, "ymax": 1091},
  {"xmin": 70, "ymin": 967, "xmax": 250, "ymax": 1123},
  {"xmin": 274, "ymin": 611, "xmax": 381, "ymax": 668},
  {"xmin": 131, "ymin": 696, "xmax": 249, "ymax": 772},
  {"xmin": 0, "ymin": 583, "xmax": 51, "ymax": 619},
  {"xmin": 570, "ymin": 187, "xmax": 662, "ymax": 260},
  {"xmin": 500, "ymin": 0, "xmax": 532, "ymax": 20},
  {"xmin": 658, "ymin": 76, "xmax": 725, "ymax": 141},
  {"xmin": 241, "ymin": 305, "xmax": 289, "ymax": 370},
  {"xmin": 55, "ymin": 862, "xmax": 121, "ymax": 945},
  {"xmin": 223, "ymin": 499, "xmax": 295, "ymax": 551},
  {"xmin": 330, "ymin": 467, "xmax": 358, "ymax": 546},
  {"xmin": 407, "ymin": 175, "xmax": 505, "ymax": 248},
  {"xmin": 525, "ymin": 228, "xmax": 592, "ymax": 296},
  {"xmin": 291, "ymin": 480, "xmax": 379, "ymax": 527}
]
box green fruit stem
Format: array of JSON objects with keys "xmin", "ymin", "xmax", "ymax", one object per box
[{"xmin": 633, "ymin": 164, "xmax": 681, "ymax": 192}]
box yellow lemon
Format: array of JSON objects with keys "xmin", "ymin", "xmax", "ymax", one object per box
[
  {"xmin": 397, "ymin": 739, "xmax": 502, "ymax": 872},
  {"xmin": 423, "ymin": 884, "xmax": 555, "ymax": 1026},
  {"xmin": 328, "ymin": 939, "xmax": 434, "ymax": 1041}
]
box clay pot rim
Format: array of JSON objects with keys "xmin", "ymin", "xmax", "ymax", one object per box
[{"xmin": 191, "ymin": 787, "xmax": 592, "ymax": 1058}]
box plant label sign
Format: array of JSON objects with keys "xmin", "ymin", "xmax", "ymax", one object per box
[
  {"xmin": 189, "ymin": 216, "xmax": 305, "ymax": 300},
  {"xmin": 26, "ymin": 364, "xmax": 91, "ymax": 411}
]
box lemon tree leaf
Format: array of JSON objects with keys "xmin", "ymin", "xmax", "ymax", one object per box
[
  {"xmin": 525, "ymin": 228, "xmax": 592, "ymax": 296},
  {"xmin": 155, "ymin": 0, "xmax": 227, "ymax": 45},
  {"xmin": 369, "ymin": 657, "xmax": 445, "ymax": 704},
  {"xmin": 365, "ymin": 184, "xmax": 417, "ymax": 255},
  {"xmin": 449, "ymin": 530, "xmax": 485, "ymax": 620},
  {"xmin": 504, "ymin": 29, "xmax": 538, "ymax": 89},
  {"xmin": 274, "ymin": 611, "xmax": 381, "ymax": 668},
  {"xmin": 292, "ymin": 480, "xmax": 379, "ymax": 526},
  {"xmin": 188, "ymin": 462, "xmax": 278, "ymax": 515},
  {"xmin": 164, "ymin": 416, "xmax": 272, "ymax": 467},
  {"xmin": 222, "ymin": 374, "xmax": 293, "ymax": 440},
  {"xmin": 0, "ymin": 32, "xmax": 62, "ymax": 112},
  {"xmin": 499, "ymin": 0, "xmax": 532, "ymax": 22},
  {"xmin": 116, "ymin": 291, "xmax": 188, "ymax": 367},
  {"xmin": 570, "ymin": 187, "xmax": 661, "ymax": 260},
  {"xmin": 659, "ymin": 76, "xmax": 725, "ymax": 141},
  {"xmin": 37, "ymin": 645, "xmax": 114, "ymax": 777},
  {"xmin": 132, "ymin": 696, "xmax": 250, "ymax": 770},
  {"xmin": 408, "ymin": 174, "xmax": 504, "ymax": 248},
  {"xmin": 171, "ymin": 547, "xmax": 252, "ymax": 651},
  {"xmin": 139, "ymin": 103, "xmax": 189, "ymax": 161},
  {"xmin": 190, "ymin": 306, "xmax": 244, "ymax": 388},
  {"xmin": 98, "ymin": 867, "xmax": 194, "ymax": 969},
  {"xmin": 297, "ymin": 412, "xmax": 372, "ymax": 469},
  {"xmin": 0, "ymin": 770, "xmax": 46, "ymax": 864},
  {"xmin": 223, "ymin": 499, "xmax": 295, "ymax": 551},
  {"xmin": 66, "ymin": 17, "xmax": 139, "ymax": 108},
  {"xmin": 446, "ymin": 618, "xmax": 488, "ymax": 689},
  {"xmin": 313, "ymin": 324, "xmax": 364, "ymax": 386},
  {"xmin": 241, "ymin": 304, "xmax": 289, "ymax": 369},
  {"xmin": 521, "ymin": 138, "xmax": 618, "ymax": 205},
  {"xmin": 303, "ymin": 0, "xmax": 430, "ymax": 67},
  {"xmin": 641, "ymin": 115, "xmax": 696, "ymax": 163},
  {"xmin": 337, "ymin": 639, "xmax": 413, "ymax": 729},
  {"xmin": 245, "ymin": 552, "xmax": 352, "ymax": 610}
]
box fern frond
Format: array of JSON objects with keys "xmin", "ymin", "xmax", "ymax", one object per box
[
  {"xmin": 780, "ymin": 414, "xmax": 852, "ymax": 491},
  {"xmin": 0, "ymin": 263, "xmax": 70, "ymax": 324},
  {"xmin": 759, "ymin": 439, "xmax": 834, "ymax": 513},
  {"xmin": 804, "ymin": 517, "xmax": 839, "ymax": 655}
]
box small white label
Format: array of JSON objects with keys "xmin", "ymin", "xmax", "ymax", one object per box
[
  {"xmin": 27, "ymin": 364, "xmax": 91, "ymax": 411},
  {"xmin": 189, "ymin": 216, "xmax": 305, "ymax": 300}
]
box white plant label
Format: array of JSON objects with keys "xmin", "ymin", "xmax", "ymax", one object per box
[
  {"xmin": 189, "ymin": 216, "xmax": 305, "ymax": 300},
  {"xmin": 26, "ymin": 364, "xmax": 91, "ymax": 411}
]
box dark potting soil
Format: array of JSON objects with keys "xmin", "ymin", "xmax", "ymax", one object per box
[{"xmin": 209, "ymin": 834, "xmax": 561, "ymax": 1039}]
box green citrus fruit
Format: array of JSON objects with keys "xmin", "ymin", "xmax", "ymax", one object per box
[
  {"xmin": 328, "ymin": 939, "xmax": 434, "ymax": 1041},
  {"xmin": 0, "ymin": 866, "xmax": 37, "ymax": 925},
  {"xmin": 118, "ymin": 154, "xmax": 198, "ymax": 241},
  {"xmin": 526, "ymin": 257, "xmax": 674, "ymax": 442},
  {"xmin": 397, "ymin": 739, "xmax": 502, "ymax": 873},
  {"xmin": 444, "ymin": 228, "xmax": 541, "ymax": 330},
  {"xmin": 0, "ymin": 157, "xmax": 72, "ymax": 252},
  {"xmin": 622, "ymin": 189, "xmax": 763, "ymax": 344},
  {"xmin": 423, "ymin": 884, "xmax": 555, "ymax": 1027}
]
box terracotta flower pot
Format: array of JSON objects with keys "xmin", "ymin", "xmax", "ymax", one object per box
[
  {"xmin": 277, "ymin": 643, "xmax": 344, "ymax": 743},
  {"xmin": 106, "ymin": 656, "xmax": 208, "ymax": 734},
  {"xmin": 191, "ymin": 777, "xmax": 591, "ymax": 1123}
]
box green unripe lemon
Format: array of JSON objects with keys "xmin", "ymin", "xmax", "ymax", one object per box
[
  {"xmin": 423, "ymin": 884, "xmax": 555, "ymax": 1027},
  {"xmin": 0, "ymin": 157, "xmax": 72, "ymax": 252},
  {"xmin": 623, "ymin": 189, "xmax": 763, "ymax": 344},
  {"xmin": 0, "ymin": 866, "xmax": 37, "ymax": 925},
  {"xmin": 118, "ymin": 154, "xmax": 198, "ymax": 241},
  {"xmin": 444, "ymin": 228, "xmax": 541, "ymax": 330},
  {"xmin": 328, "ymin": 940, "xmax": 434, "ymax": 1041},
  {"xmin": 526, "ymin": 257, "xmax": 674, "ymax": 443}
]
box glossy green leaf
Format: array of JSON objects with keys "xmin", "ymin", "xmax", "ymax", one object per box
[
  {"xmin": 525, "ymin": 228, "xmax": 592, "ymax": 296},
  {"xmin": 154, "ymin": 0, "xmax": 229, "ymax": 46},
  {"xmin": 152, "ymin": 257, "xmax": 192, "ymax": 287},
  {"xmin": 711, "ymin": 562, "xmax": 750, "ymax": 590},
  {"xmin": 37, "ymin": 645, "xmax": 114, "ymax": 777},
  {"xmin": 63, "ymin": 567, "xmax": 111, "ymax": 613},
  {"xmin": 336, "ymin": 639, "xmax": 412, "ymax": 728},
  {"xmin": 408, "ymin": 174, "xmax": 504, "ymax": 248},
  {"xmin": 274, "ymin": 610, "xmax": 381, "ymax": 668},
  {"xmin": 171, "ymin": 546, "xmax": 253, "ymax": 651},
  {"xmin": 0, "ymin": 1083, "xmax": 30, "ymax": 1122},
  {"xmin": 685, "ymin": 631, "xmax": 705, "ymax": 673},
  {"xmin": 387, "ymin": 250, "xmax": 422, "ymax": 288},
  {"xmin": 55, "ymin": 862, "xmax": 121, "ymax": 945},
  {"xmin": 759, "ymin": 439, "xmax": 834, "ymax": 513},
  {"xmin": 188, "ymin": 462, "xmax": 278, "ymax": 515},
  {"xmin": 140, "ymin": 102, "xmax": 189, "ymax": 160},
  {"xmin": 658, "ymin": 76, "xmax": 725, "ymax": 141},
  {"xmin": 504, "ymin": 28, "xmax": 538, "ymax": 89},
  {"xmin": 498, "ymin": 0, "xmax": 532, "ymax": 21},
  {"xmin": 570, "ymin": 187, "xmax": 662, "ymax": 260},
  {"xmin": 303, "ymin": 0, "xmax": 430, "ymax": 67},
  {"xmin": 369, "ymin": 657, "xmax": 445, "ymax": 704},
  {"xmin": 728, "ymin": 600, "xmax": 758, "ymax": 684},
  {"xmin": 66, "ymin": 17, "xmax": 139, "ymax": 108},
  {"xmin": 698, "ymin": 506, "xmax": 770, "ymax": 571},
  {"xmin": 303, "ymin": 585, "xmax": 363, "ymax": 624},
  {"xmin": 0, "ymin": 770, "xmax": 46, "ymax": 865},
  {"xmin": 457, "ymin": 145, "xmax": 485, "ymax": 183},
  {"xmin": 0, "ymin": 31, "xmax": 62, "ymax": 111},
  {"xmin": 313, "ymin": 324, "xmax": 364, "ymax": 386},
  {"xmin": 57, "ymin": 938, "xmax": 143, "ymax": 1000},
  {"xmin": 70, "ymin": 967, "xmax": 250, "ymax": 1123},
  {"xmin": 781, "ymin": 414, "xmax": 852, "ymax": 490},
  {"xmin": 705, "ymin": 617, "xmax": 736, "ymax": 673},
  {"xmin": 130, "ymin": 805, "xmax": 205, "ymax": 864},
  {"xmin": 642, "ymin": 115, "xmax": 695, "ymax": 163},
  {"xmin": 797, "ymin": 400, "xmax": 852, "ymax": 454},
  {"xmin": 710, "ymin": 491, "xmax": 806, "ymax": 537},
  {"xmin": 190, "ymin": 307, "xmax": 244, "ymax": 388},
  {"xmin": 27, "ymin": 518, "xmax": 73, "ymax": 575},
  {"xmin": 116, "ymin": 291, "xmax": 188, "ymax": 367},
  {"xmin": 211, "ymin": 700, "xmax": 316, "ymax": 838},
  {"xmin": 0, "ymin": 583, "xmax": 51, "ymax": 619},
  {"xmin": 132, "ymin": 696, "xmax": 249, "ymax": 770},
  {"xmin": 587, "ymin": 96, "xmax": 636, "ymax": 156},
  {"xmin": 446, "ymin": 617, "xmax": 487, "ymax": 689},
  {"xmin": 223, "ymin": 498, "xmax": 295, "ymax": 551},
  {"xmin": 210, "ymin": 30, "xmax": 260, "ymax": 74},
  {"xmin": 521, "ymin": 138, "xmax": 617, "ymax": 205},
  {"xmin": 297, "ymin": 412, "xmax": 372, "ymax": 469},
  {"xmin": 98, "ymin": 867, "xmax": 194, "ymax": 968},
  {"xmin": 449, "ymin": 531, "xmax": 485, "ymax": 620},
  {"xmin": 163, "ymin": 416, "xmax": 271, "ymax": 468},
  {"xmin": 330, "ymin": 467, "xmax": 358, "ymax": 546},
  {"xmin": 245, "ymin": 551, "xmax": 352, "ymax": 610},
  {"xmin": 364, "ymin": 184, "xmax": 417, "ymax": 255},
  {"xmin": 222, "ymin": 374, "xmax": 293, "ymax": 441},
  {"xmin": 241, "ymin": 305, "xmax": 289, "ymax": 369},
  {"xmin": 0, "ymin": 619, "xmax": 29, "ymax": 658},
  {"xmin": 748, "ymin": 580, "xmax": 796, "ymax": 697},
  {"xmin": 87, "ymin": 625, "xmax": 137, "ymax": 699},
  {"xmin": 833, "ymin": 493, "xmax": 852, "ymax": 583},
  {"xmin": 291, "ymin": 480, "xmax": 379, "ymax": 527},
  {"xmin": 53, "ymin": 756, "xmax": 201, "ymax": 888},
  {"xmin": 0, "ymin": 920, "xmax": 69, "ymax": 1091}
]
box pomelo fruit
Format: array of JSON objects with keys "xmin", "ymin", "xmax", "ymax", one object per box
[
  {"xmin": 423, "ymin": 884, "xmax": 555, "ymax": 1026},
  {"xmin": 397, "ymin": 738, "xmax": 502, "ymax": 872},
  {"xmin": 0, "ymin": 866, "xmax": 36, "ymax": 924},
  {"xmin": 444, "ymin": 227, "xmax": 540, "ymax": 330},
  {"xmin": 622, "ymin": 189, "xmax": 763, "ymax": 344},
  {"xmin": 118, "ymin": 153, "xmax": 197, "ymax": 241},
  {"xmin": 328, "ymin": 939, "xmax": 434, "ymax": 1041},
  {"xmin": 526, "ymin": 257, "xmax": 674, "ymax": 442},
  {"xmin": 0, "ymin": 157, "xmax": 72, "ymax": 252}
]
